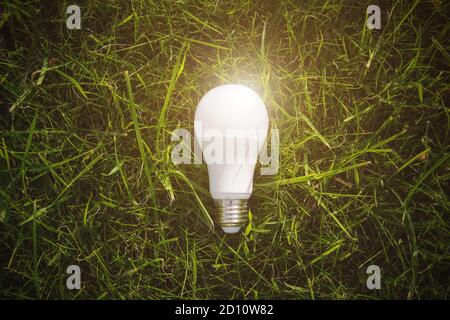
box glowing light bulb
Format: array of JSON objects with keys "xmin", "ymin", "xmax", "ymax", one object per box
[{"xmin": 194, "ymin": 84, "xmax": 269, "ymax": 234}]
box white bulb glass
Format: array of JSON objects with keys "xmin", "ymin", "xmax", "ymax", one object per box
[{"xmin": 194, "ymin": 84, "xmax": 268, "ymax": 234}]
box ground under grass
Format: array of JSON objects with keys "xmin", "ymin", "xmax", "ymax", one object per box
[{"xmin": 0, "ymin": 0, "xmax": 449, "ymax": 299}]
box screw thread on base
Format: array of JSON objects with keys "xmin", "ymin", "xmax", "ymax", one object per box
[{"xmin": 215, "ymin": 199, "xmax": 248, "ymax": 230}]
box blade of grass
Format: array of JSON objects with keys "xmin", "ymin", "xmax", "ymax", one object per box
[{"xmin": 124, "ymin": 70, "xmax": 156, "ymax": 207}]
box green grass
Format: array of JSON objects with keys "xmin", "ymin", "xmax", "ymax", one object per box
[{"xmin": 0, "ymin": 0, "xmax": 449, "ymax": 299}]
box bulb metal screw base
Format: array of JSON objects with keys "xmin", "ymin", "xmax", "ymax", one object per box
[{"xmin": 215, "ymin": 199, "xmax": 248, "ymax": 233}]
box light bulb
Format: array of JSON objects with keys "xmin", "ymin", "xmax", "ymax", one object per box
[{"xmin": 194, "ymin": 84, "xmax": 269, "ymax": 234}]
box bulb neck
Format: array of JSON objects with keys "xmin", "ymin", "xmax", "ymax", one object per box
[{"xmin": 215, "ymin": 199, "xmax": 248, "ymax": 233}]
